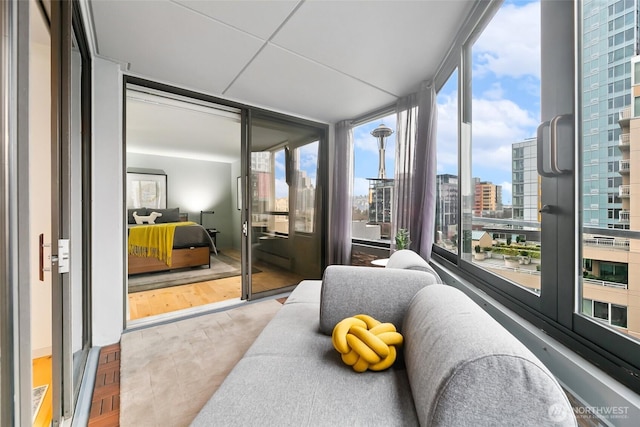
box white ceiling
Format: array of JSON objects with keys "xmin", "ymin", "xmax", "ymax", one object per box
[
  {"xmin": 126, "ymin": 88, "xmax": 322, "ymax": 163},
  {"xmin": 126, "ymin": 91, "xmax": 243, "ymax": 162},
  {"xmin": 88, "ymin": 0, "xmax": 475, "ymax": 124}
]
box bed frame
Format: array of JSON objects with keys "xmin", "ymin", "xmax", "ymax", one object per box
[{"xmin": 128, "ymin": 246, "xmax": 210, "ymax": 275}]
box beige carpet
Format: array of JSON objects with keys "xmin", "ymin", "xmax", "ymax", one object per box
[{"xmin": 119, "ymin": 299, "xmax": 283, "ymax": 427}]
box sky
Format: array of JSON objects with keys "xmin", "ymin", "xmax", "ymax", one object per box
[
  {"xmin": 353, "ymin": 0, "xmax": 541, "ymax": 205},
  {"xmin": 274, "ymin": 141, "xmax": 319, "ymax": 199}
]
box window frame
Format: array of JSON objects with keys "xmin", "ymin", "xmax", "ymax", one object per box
[
  {"xmin": 430, "ymin": 0, "xmax": 640, "ymax": 392},
  {"xmin": 349, "ymin": 108, "xmax": 397, "ymax": 247}
]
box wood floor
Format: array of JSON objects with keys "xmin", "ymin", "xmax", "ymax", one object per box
[
  {"xmin": 32, "ymin": 355, "xmax": 52, "ymax": 427},
  {"xmin": 128, "ymin": 248, "xmax": 304, "ymax": 320}
]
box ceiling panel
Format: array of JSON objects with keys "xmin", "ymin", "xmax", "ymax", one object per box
[
  {"xmin": 88, "ymin": 0, "xmax": 476, "ymax": 124},
  {"xmin": 226, "ymin": 44, "xmax": 397, "ymax": 124},
  {"xmin": 91, "ymin": 0, "xmax": 264, "ymax": 94},
  {"xmin": 272, "ymin": 0, "xmax": 474, "ymax": 97},
  {"xmin": 175, "ymin": 0, "xmax": 299, "ymax": 40}
]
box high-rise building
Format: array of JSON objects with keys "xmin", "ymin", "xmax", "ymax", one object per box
[
  {"xmin": 367, "ymin": 178, "xmax": 394, "ymax": 238},
  {"xmin": 576, "ymin": 0, "xmax": 638, "ymax": 336},
  {"xmin": 436, "ymin": 174, "xmax": 458, "ymax": 240},
  {"xmin": 512, "ymin": 138, "xmax": 540, "ymax": 222},
  {"xmin": 473, "ymin": 180, "xmax": 502, "ymax": 216},
  {"xmin": 582, "ymin": 0, "xmax": 635, "ymax": 228}
]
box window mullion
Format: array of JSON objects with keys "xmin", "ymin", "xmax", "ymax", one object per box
[{"xmin": 539, "ymin": 0, "xmax": 577, "ymax": 326}]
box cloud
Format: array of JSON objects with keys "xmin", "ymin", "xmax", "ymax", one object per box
[
  {"xmin": 353, "ymin": 177, "xmax": 370, "ymax": 197},
  {"xmin": 474, "ymin": 144, "xmax": 514, "ymax": 172},
  {"xmin": 472, "ymin": 97, "xmax": 538, "ymax": 147},
  {"xmin": 483, "ymin": 82, "xmax": 505, "ymax": 100},
  {"xmin": 501, "ymin": 181, "xmax": 513, "ymax": 204},
  {"xmin": 436, "ymin": 89, "xmax": 458, "ymax": 173},
  {"xmin": 473, "ymin": 2, "xmax": 540, "ymax": 80}
]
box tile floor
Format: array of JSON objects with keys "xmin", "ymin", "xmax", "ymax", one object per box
[
  {"xmin": 89, "ymin": 344, "xmax": 121, "ymax": 426},
  {"xmin": 119, "ymin": 299, "xmax": 283, "ymax": 426}
]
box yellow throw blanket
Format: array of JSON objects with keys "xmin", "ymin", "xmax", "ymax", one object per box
[{"xmin": 128, "ymin": 221, "xmax": 197, "ymax": 267}]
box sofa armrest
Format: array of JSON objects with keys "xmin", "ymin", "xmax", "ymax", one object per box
[
  {"xmin": 318, "ymin": 265, "xmax": 436, "ymax": 335},
  {"xmin": 386, "ymin": 249, "xmax": 443, "ymax": 283},
  {"xmin": 404, "ymin": 285, "xmax": 577, "ymax": 426}
]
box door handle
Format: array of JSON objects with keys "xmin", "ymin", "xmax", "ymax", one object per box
[
  {"xmin": 539, "ymin": 204, "xmax": 555, "ymax": 214},
  {"xmin": 537, "ymin": 114, "xmax": 572, "ymax": 177},
  {"xmin": 39, "ymin": 233, "xmax": 51, "ymax": 281}
]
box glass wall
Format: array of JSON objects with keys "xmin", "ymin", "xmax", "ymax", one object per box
[
  {"xmin": 247, "ymin": 115, "xmax": 325, "ymax": 298},
  {"xmin": 435, "ymin": 69, "xmax": 459, "ymax": 254},
  {"xmin": 351, "ymin": 113, "xmax": 396, "ymax": 242},
  {"xmin": 432, "ymin": 0, "xmax": 640, "ymax": 392},
  {"xmin": 579, "ymin": 0, "xmax": 640, "ymax": 342},
  {"xmin": 466, "ymin": 0, "xmax": 542, "ymax": 296}
]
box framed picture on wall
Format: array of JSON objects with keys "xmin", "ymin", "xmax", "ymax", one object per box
[{"xmin": 127, "ymin": 172, "xmax": 167, "ymax": 209}]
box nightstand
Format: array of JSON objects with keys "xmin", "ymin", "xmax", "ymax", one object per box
[{"xmin": 206, "ymin": 228, "xmax": 219, "ymax": 247}]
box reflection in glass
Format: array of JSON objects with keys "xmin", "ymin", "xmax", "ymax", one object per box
[
  {"xmin": 293, "ymin": 141, "xmax": 319, "ymax": 233},
  {"xmin": 249, "ymin": 117, "xmax": 323, "ymax": 297}
]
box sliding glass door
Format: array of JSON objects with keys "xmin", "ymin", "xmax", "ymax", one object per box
[{"xmin": 244, "ymin": 113, "xmax": 326, "ymax": 299}]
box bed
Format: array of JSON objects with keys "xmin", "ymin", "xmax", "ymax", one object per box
[{"xmin": 127, "ymin": 207, "xmax": 216, "ymax": 275}]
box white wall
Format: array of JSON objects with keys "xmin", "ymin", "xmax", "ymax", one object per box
[
  {"xmin": 126, "ymin": 153, "xmax": 238, "ymax": 249},
  {"xmin": 29, "ymin": 38, "xmax": 52, "ymax": 358},
  {"xmin": 92, "ymin": 57, "xmax": 124, "ymax": 346}
]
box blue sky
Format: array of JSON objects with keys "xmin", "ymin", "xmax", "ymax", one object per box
[
  {"xmin": 354, "ymin": 0, "xmax": 541, "ymax": 205},
  {"xmin": 274, "ymin": 141, "xmax": 320, "ymax": 198}
]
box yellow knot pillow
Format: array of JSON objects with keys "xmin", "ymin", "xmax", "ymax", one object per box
[{"xmin": 331, "ymin": 314, "xmax": 403, "ymax": 372}]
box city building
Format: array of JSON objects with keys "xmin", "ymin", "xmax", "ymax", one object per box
[
  {"xmin": 367, "ymin": 178, "xmax": 394, "ymax": 239},
  {"xmin": 473, "ymin": 180, "xmax": 502, "ymax": 216},
  {"xmin": 582, "ymin": 0, "xmax": 633, "ymax": 229},
  {"xmin": 436, "ymin": 173, "xmax": 458, "ymax": 241},
  {"xmin": 579, "ymin": 53, "xmax": 640, "ymax": 339},
  {"xmin": 512, "ymin": 138, "xmax": 540, "ymax": 222}
]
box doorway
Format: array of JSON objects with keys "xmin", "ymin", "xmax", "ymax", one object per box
[
  {"xmin": 123, "ymin": 79, "xmax": 327, "ymax": 322},
  {"xmin": 124, "ymin": 83, "xmax": 244, "ymax": 322}
]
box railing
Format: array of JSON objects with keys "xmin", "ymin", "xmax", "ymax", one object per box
[
  {"xmin": 619, "ymin": 133, "xmax": 630, "ymax": 148},
  {"xmin": 619, "ymin": 159, "xmax": 630, "ymax": 173},
  {"xmin": 619, "ymin": 107, "xmax": 632, "ymax": 121},
  {"xmin": 583, "ymin": 278, "xmax": 628, "ymax": 289},
  {"xmin": 619, "ymin": 210, "xmax": 630, "ymax": 222},
  {"xmin": 583, "ymin": 236, "xmax": 629, "ymax": 250},
  {"xmin": 619, "ymin": 185, "xmax": 630, "ymax": 198}
]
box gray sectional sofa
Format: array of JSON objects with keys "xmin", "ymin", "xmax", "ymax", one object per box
[{"xmin": 192, "ymin": 250, "xmax": 576, "ymax": 426}]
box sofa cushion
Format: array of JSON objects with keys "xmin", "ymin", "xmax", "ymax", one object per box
[
  {"xmin": 319, "ymin": 265, "xmax": 438, "ymax": 336},
  {"xmin": 192, "ymin": 280, "xmax": 419, "ymax": 426},
  {"xmin": 385, "ymin": 249, "xmax": 443, "ymax": 283},
  {"xmin": 403, "ymin": 285, "xmax": 576, "ymax": 426}
]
